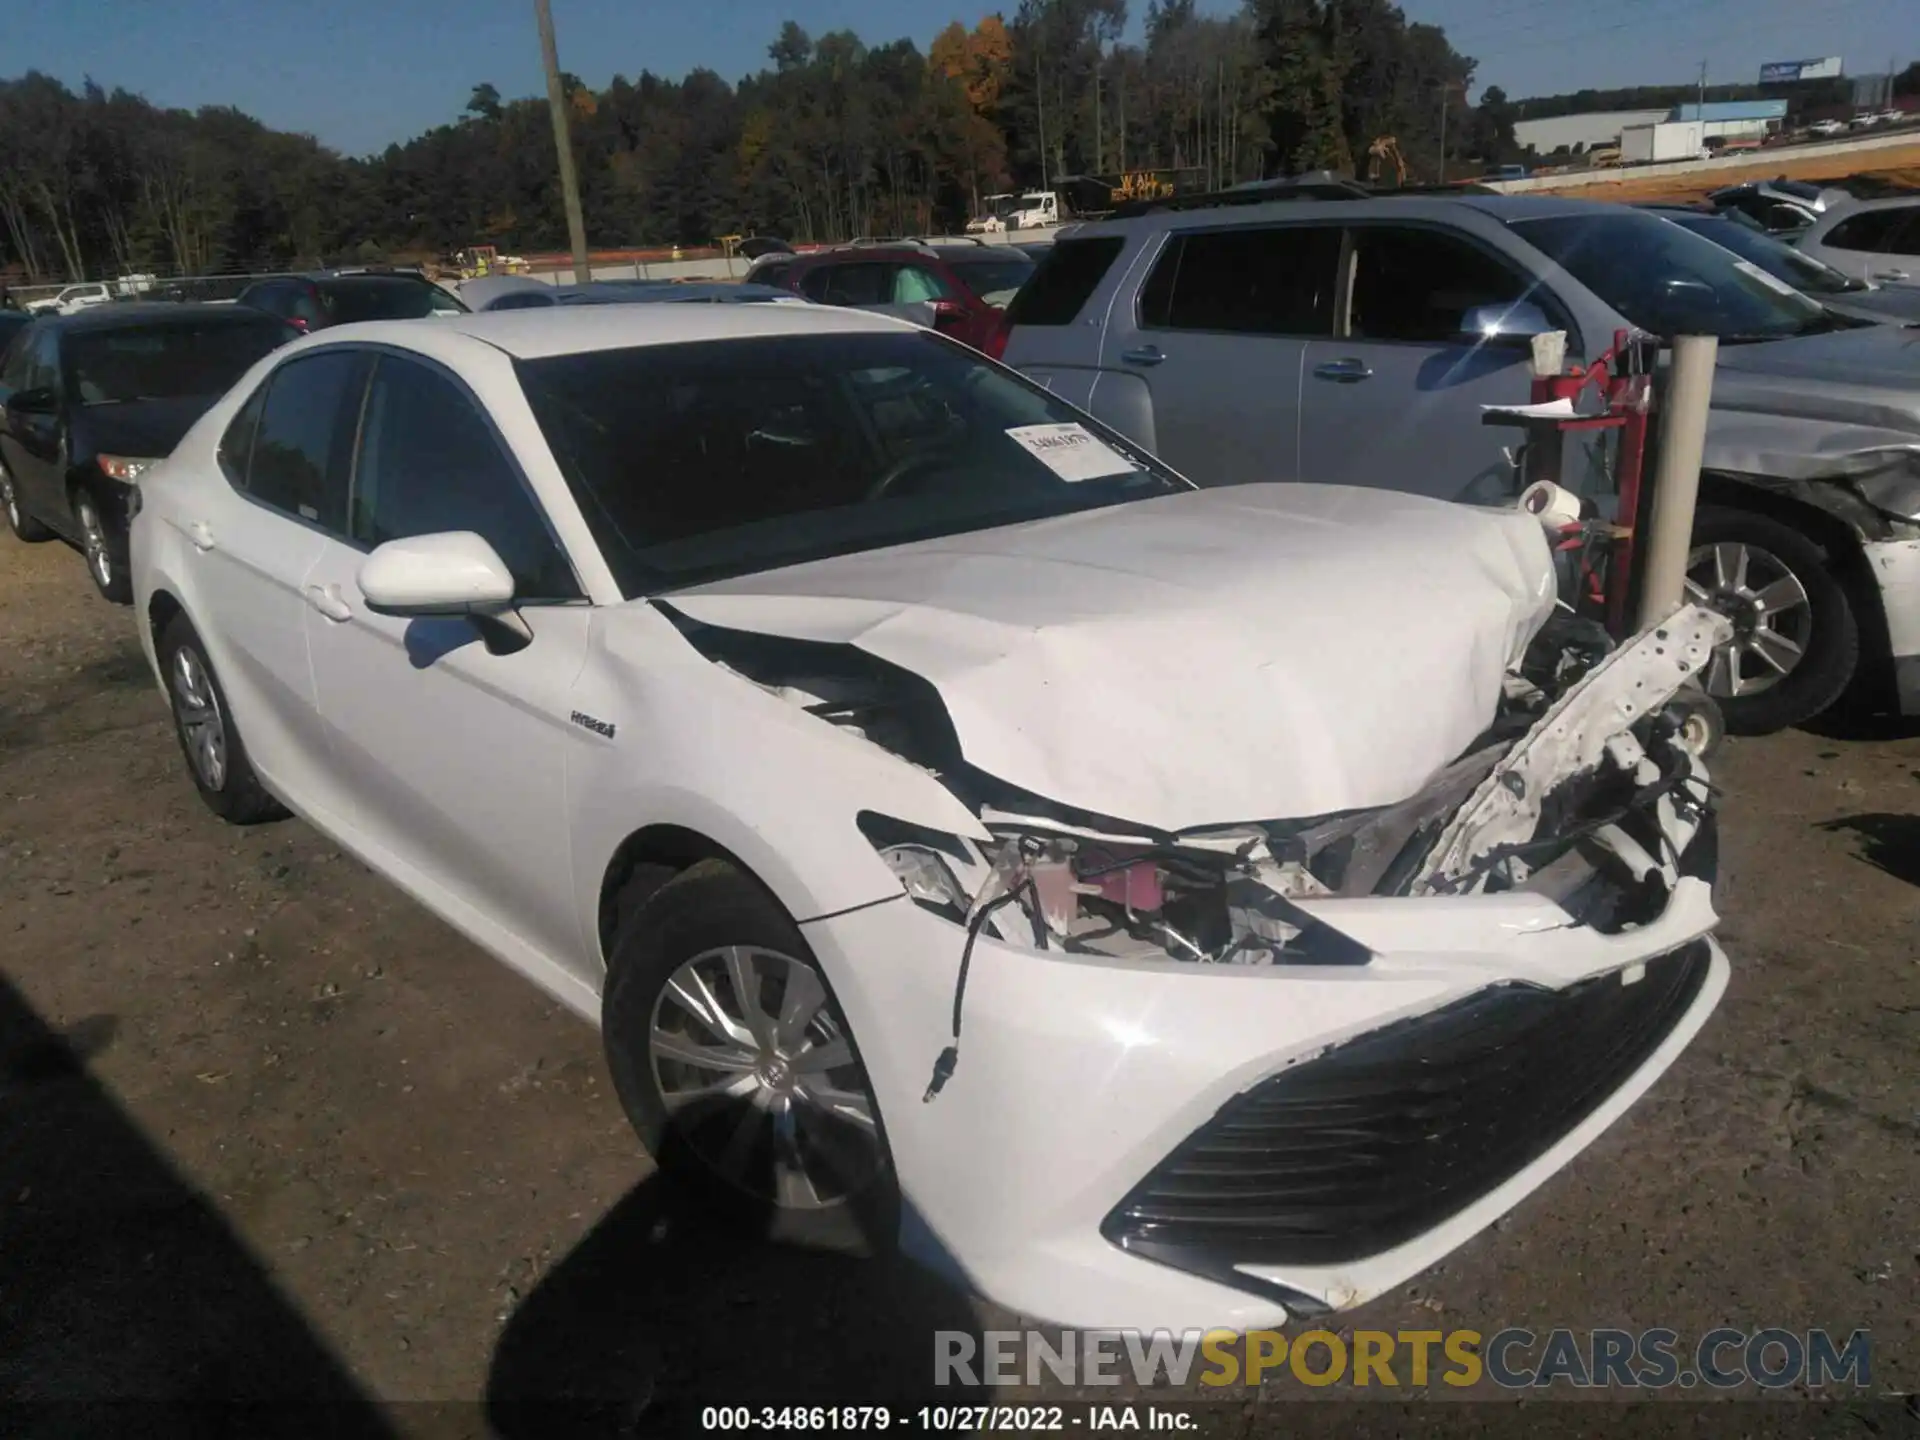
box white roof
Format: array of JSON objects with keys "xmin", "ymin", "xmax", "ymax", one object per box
[{"xmin": 330, "ymin": 301, "xmax": 903, "ymax": 361}]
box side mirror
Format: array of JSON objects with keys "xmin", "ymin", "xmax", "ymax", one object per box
[
  {"xmin": 927, "ymin": 300, "xmax": 971, "ymax": 333},
  {"xmin": 1458, "ymin": 300, "xmax": 1555, "ymax": 346},
  {"xmin": 6, "ymin": 386, "xmax": 57, "ymax": 415},
  {"xmin": 359, "ymin": 531, "xmax": 531, "ymax": 655}
]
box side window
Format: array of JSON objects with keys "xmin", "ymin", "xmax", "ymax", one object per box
[
  {"xmin": 813, "ymin": 263, "xmax": 895, "ymax": 307},
  {"xmin": 1823, "ymin": 210, "xmax": 1911, "ymax": 254},
  {"xmin": 797, "ymin": 265, "xmax": 836, "ymax": 302},
  {"xmin": 288, "ymin": 287, "xmax": 326, "ymax": 329},
  {"xmin": 1348, "ymin": 227, "xmax": 1538, "ymax": 344},
  {"xmin": 1004, "ymin": 236, "xmax": 1124, "ymax": 325},
  {"xmin": 26, "ymin": 329, "xmax": 62, "ymax": 394},
  {"xmin": 243, "ymin": 285, "xmax": 284, "ymax": 317},
  {"xmin": 893, "ymin": 266, "xmax": 950, "ymax": 304},
  {"xmin": 351, "ymin": 356, "xmax": 578, "ymax": 600},
  {"xmin": 217, "ymin": 383, "xmax": 267, "ymax": 489},
  {"xmin": 247, "ymin": 350, "xmax": 366, "ymax": 530},
  {"xmin": 1139, "ymin": 225, "xmax": 1340, "ymax": 336}
]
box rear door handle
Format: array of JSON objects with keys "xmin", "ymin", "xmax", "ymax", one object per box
[
  {"xmin": 303, "ymin": 583, "xmax": 352, "ymax": 623},
  {"xmin": 1313, "ymin": 358, "xmax": 1374, "ymax": 383},
  {"xmin": 186, "ymin": 520, "xmax": 216, "ymax": 552},
  {"xmin": 1120, "ymin": 345, "xmax": 1166, "ymax": 367}
]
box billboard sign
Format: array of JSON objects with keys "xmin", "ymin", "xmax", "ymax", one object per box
[{"xmin": 1760, "ymin": 57, "xmax": 1842, "ymax": 83}]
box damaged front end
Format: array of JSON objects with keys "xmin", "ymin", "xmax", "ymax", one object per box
[{"xmin": 666, "ymin": 597, "xmax": 1733, "ymax": 971}]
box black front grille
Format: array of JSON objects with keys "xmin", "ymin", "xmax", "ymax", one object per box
[{"xmin": 1103, "ymin": 942, "xmax": 1713, "ymax": 1280}]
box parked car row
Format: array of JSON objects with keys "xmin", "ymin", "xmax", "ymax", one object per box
[{"xmin": 1, "ymin": 179, "xmax": 1915, "ymax": 1334}]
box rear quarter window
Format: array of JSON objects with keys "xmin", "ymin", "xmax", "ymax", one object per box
[{"xmin": 1004, "ymin": 236, "xmax": 1126, "ymax": 325}]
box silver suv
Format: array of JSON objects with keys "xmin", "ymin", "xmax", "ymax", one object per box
[{"xmin": 1002, "ymin": 189, "xmax": 1920, "ymax": 735}]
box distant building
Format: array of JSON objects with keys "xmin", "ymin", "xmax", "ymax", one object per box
[
  {"xmin": 1666, "ymin": 99, "xmax": 1790, "ymax": 139},
  {"xmin": 1513, "ymin": 109, "xmax": 1668, "ymax": 154}
]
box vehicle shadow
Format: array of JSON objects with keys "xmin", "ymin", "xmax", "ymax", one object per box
[
  {"xmin": 0, "ymin": 975, "xmax": 393, "ymax": 1438},
  {"xmin": 1818, "ymin": 812, "xmax": 1920, "ymax": 888},
  {"xmin": 486, "ymin": 1134, "xmax": 986, "ymax": 1437}
]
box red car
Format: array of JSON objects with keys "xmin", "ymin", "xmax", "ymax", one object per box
[{"xmin": 782, "ymin": 240, "xmax": 1035, "ymax": 355}]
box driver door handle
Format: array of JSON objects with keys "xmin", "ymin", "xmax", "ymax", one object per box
[
  {"xmin": 1313, "ymin": 357, "xmax": 1374, "ymax": 383},
  {"xmin": 1120, "ymin": 345, "xmax": 1166, "ymax": 367},
  {"xmin": 185, "ymin": 520, "xmax": 216, "ymax": 552},
  {"xmin": 304, "ymin": 583, "xmax": 352, "ymax": 623}
]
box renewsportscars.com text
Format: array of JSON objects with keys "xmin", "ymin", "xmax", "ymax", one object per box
[{"xmin": 935, "ymin": 1327, "xmax": 1872, "ymax": 1390}]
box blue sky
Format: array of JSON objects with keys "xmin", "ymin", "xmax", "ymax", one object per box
[{"xmin": 15, "ymin": 0, "xmax": 1912, "ymax": 156}]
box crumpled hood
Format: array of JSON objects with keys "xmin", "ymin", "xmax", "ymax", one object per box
[
  {"xmin": 1706, "ymin": 325, "xmax": 1920, "ymax": 479},
  {"xmin": 660, "ymin": 484, "xmax": 1556, "ymax": 830}
]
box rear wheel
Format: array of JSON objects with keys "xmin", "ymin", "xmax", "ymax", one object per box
[
  {"xmin": 602, "ymin": 859, "xmax": 895, "ymax": 1253},
  {"xmin": 1685, "ymin": 506, "xmax": 1856, "ymax": 735},
  {"xmin": 158, "ymin": 613, "xmax": 288, "ymax": 825},
  {"xmin": 73, "ymin": 486, "xmax": 131, "ymax": 604},
  {"xmin": 0, "ymin": 462, "xmax": 52, "ymax": 542}
]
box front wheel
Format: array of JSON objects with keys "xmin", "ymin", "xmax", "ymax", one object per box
[
  {"xmin": 73, "ymin": 486, "xmax": 131, "ymax": 604},
  {"xmin": 1685, "ymin": 506, "xmax": 1857, "ymax": 735},
  {"xmin": 602, "ymin": 859, "xmax": 896, "ymax": 1253}
]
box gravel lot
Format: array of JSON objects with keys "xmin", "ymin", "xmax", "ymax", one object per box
[{"xmin": 1, "ymin": 525, "xmax": 1915, "ymax": 1435}]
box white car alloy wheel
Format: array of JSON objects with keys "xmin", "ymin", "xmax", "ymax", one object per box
[
  {"xmin": 1684, "ymin": 539, "xmax": 1812, "ymax": 698},
  {"xmin": 648, "ymin": 944, "xmax": 883, "ymax": 1211},
  {"xmin": 170, "ymin": 640, "xmax": 229, "ymax": 794}
]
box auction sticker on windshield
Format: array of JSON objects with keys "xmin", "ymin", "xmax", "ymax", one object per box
[
  {"xmin": 1006, "ymin": 423, "xmax": 1140, "ymax": 482},
  {"xmin": 1732, "ymin": 258, "xmax": 1802, "ymax": 298}
]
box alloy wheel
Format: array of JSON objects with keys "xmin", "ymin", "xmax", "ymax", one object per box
[
  {"xmin": 1, "ymin": 470, "xmax": 17, "ymax": 531},
  {"xmin": 1684, "ymin": 540, "xmax": 1812, "ymax": 699},
  {"xmin": 76, "ymin": 496, "xmax": 112, "ymax": 589},
  {"xmin": 649, "ymin": 945, "xmax": 881, "ymax": 1210},
  {"xmin": 170, "ymin": 643, "xmax": 228, "ymax": 792}
]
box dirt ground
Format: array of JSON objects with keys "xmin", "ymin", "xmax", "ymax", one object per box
[
  {"xmin": 2, "ymin": 526, "xmax": 1916, "ymax": 1437},
  {"xmin": 1528, "ymin": 139, "xmax": 1920, "ymax": 202}
]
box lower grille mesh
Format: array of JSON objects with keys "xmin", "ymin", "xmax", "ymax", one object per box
[{"xmin": 1103, "ymin": 942, "xmax": 1712, "ymax": 1272}]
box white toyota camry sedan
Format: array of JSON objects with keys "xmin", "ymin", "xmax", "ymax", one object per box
[{"xmin": 129, "ymin": 304, "xmax": 1733, "ymax": 1332}]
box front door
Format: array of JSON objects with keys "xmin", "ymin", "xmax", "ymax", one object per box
[
  {"xmin": 1298, "ymin": 224, "xmax": 1544, "ymax": 503},
  {"xmin": 302, "ymin": 351, "xmax": 594, "ymax": 980},
  {"xmin": 1092, "ymin": 222, "xmax": 1342, "ymax": 486},
  {"xmin": 1, "ymin": 327, "xmax": 69, "ymax": 525}
]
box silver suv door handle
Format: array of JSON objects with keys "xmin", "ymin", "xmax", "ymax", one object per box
[
  {"xmin": 303, "ymin": 584, "xmax": 352, "ymax": 623},
  {"xmin": 1313, "ymin": 358, "xmax": 1374, "ymax": 383},
  {"xmin": 1120, "ymin": 345, "xmax": 1166, "ymax": 366}
]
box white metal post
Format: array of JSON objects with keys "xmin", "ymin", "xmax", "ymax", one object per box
[{"xmin": 1637, "ymin": 334, "xmax": 1719, "ymax": 627}]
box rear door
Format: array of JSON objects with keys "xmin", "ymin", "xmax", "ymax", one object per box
[
  {"xmin": 1298, "ymin": 223, "xmax": 1546, "ymax": 502},
  {"xmin": 1001, "ymin": 234, "xmax": 1129, "ymax": 411},
  {"xmin": 1810, "ymin": 206, "xmax": 1920, "ymax": 289},
  {"xmin": 1092, "ymin": 222, "xmax": 1342, "ymax": 486},
  {"xmin": 3, "ymin": 327, "xmax": 69, "ymax": 524},
  {"xmin": 181, "ymin": 349, "xmax": 367, "ymax": 809}
]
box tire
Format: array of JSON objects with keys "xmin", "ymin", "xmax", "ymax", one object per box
[
  {"xmin": 601, "ymin": 859, "xmax": 896, "ymax": 1254},
  {"xmin": 1685, "ymin": 506, "xmax": 1857, "ymax": 736},
  {"xmin": 157, "ymin": 612, "xmax": 289, "ymax": 825},
  {"xmin": 0, "ymin": 460, "xmax": 52, "ymax": 542},
  {"xmin": 73, "ymin": 485, "xmax": 132, "ymax": 604}
]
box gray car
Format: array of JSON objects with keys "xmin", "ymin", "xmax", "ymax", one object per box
[{"xmin": 1002, "ymin": 190, "xmax": 1920, "ymax": 735}]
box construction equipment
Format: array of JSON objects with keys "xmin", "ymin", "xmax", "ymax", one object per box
[
  {"xmin": 452, "ymin": 245, "xmax": 531, "ymax": 279},
  {"xmin": 1366, "ymin": 136, "xmax": 1409, "ymax": 187}
]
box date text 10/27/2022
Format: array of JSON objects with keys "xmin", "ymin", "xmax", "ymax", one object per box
[{"xmin": 700, "ymin": 1407, "xmax": 1194, "ymax": 1431}]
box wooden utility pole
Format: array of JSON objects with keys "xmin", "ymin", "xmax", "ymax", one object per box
[{"xmin": 535, "ymin": 0, "xmax": 591, "ymax": 285}]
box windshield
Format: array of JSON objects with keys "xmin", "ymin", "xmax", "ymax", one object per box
[
  {"xmin": 1664, "ymin": 213, "xmax": 1866, "ymax": 296},
  {"xmin": 318, "ymin": 278, "xmax": 467, "ymax": 322},
  {"xmin": 515, "ymin": 330, "xmax": 1187, "ymax": 596},
  {"xmin": 948, "ymin": 256, "xmax": 1036, "ymax": 308},
  {"xmin": 66, "ymin": 319, "xmax": 292, "ymax": 404},
  {"xmin": 1511, "ymin": 212, "xmax": 1837, "ymax": 342}
]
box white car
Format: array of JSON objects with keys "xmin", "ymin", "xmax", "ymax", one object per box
[
  {"xmin": 129, "ymin": 305, "xmax": 1731, "ymax": 1332},
  {"xmin": 27, "ymin": 282, "xmax": 112, "ymax": 316}
]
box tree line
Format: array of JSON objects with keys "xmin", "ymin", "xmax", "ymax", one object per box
[{"xmin": 1, "ymin": 0, "xmax": 1525, "ymax": 283}]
